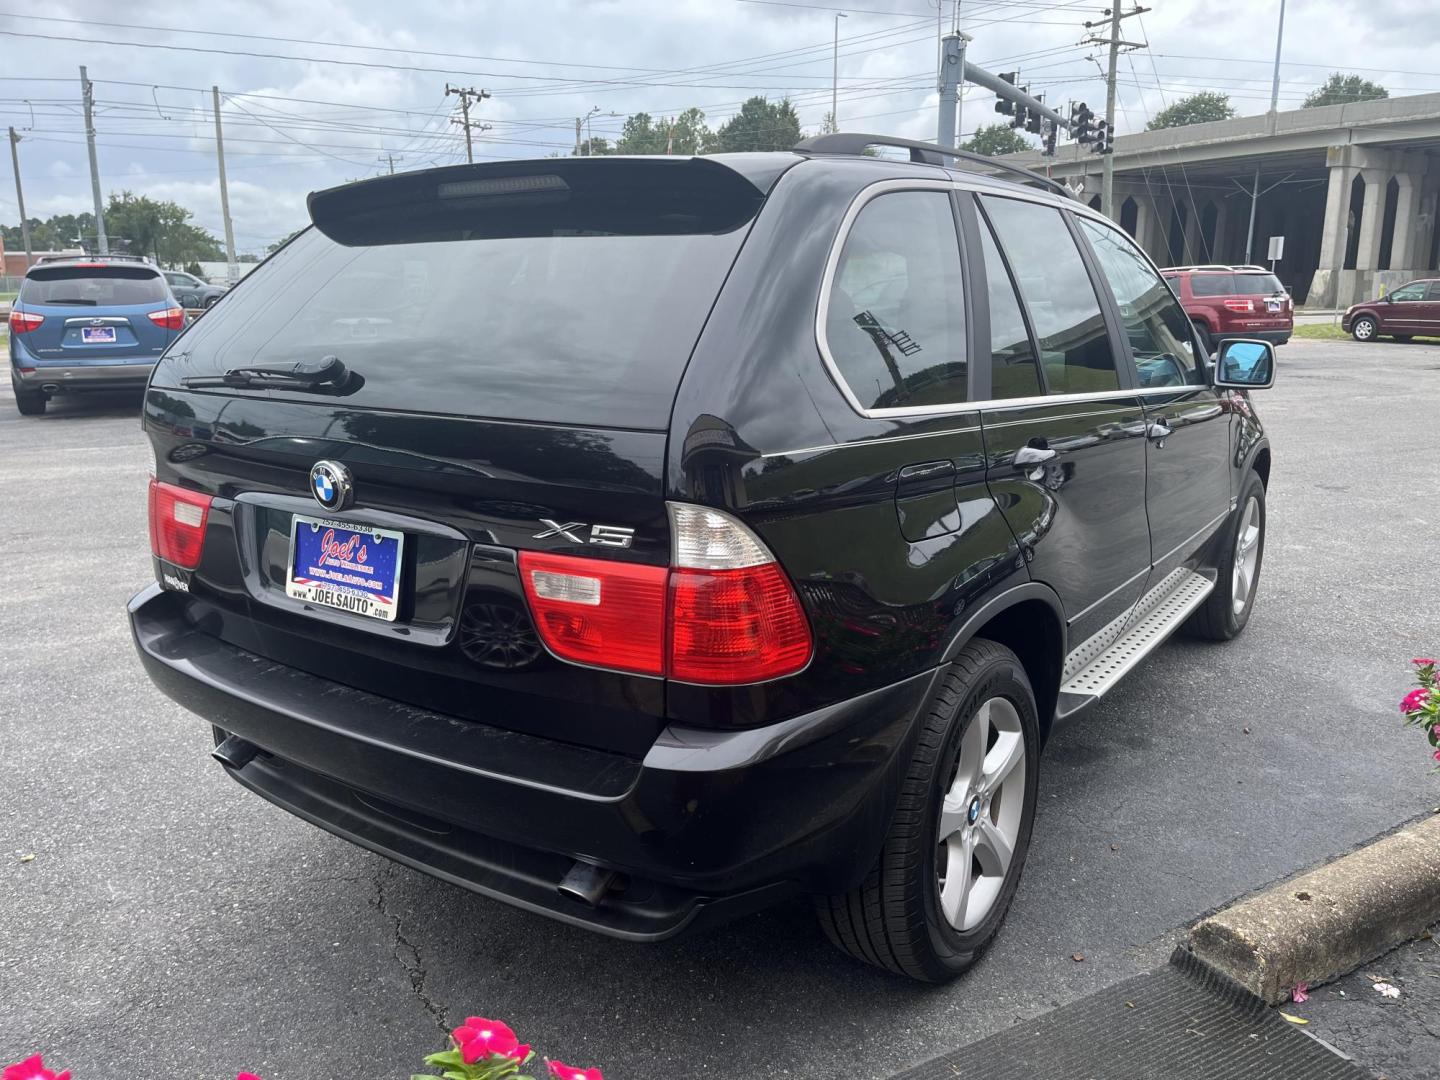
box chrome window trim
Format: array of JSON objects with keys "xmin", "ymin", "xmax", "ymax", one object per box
[{"xmin": 815, "ymin": 178, "xmax": 970, "ymax": 419}]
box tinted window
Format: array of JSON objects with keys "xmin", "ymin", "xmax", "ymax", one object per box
[
  {"xmin": 977, "ymin": 213, "xmax": 1042, "ymax": 399},
  {"xmin": 158, "ymin": 219, "xmax": 747, "ymax": 429},
  {"xmin": 1188, "ymin": 274, "xmax": 1235, "ymax": 297},
  {"xmin": 980, "ymin": 197, "xmax": 1118, "ymax": 395},
  {"xmin": 1078, "ymin": 217, "xmax": 1201, "ymax": 388},
  {"xmin": 1390, "ymin": 283, "xmax": 1427, "ymax": 301},
  {"xmin": 1233, "ymin": 273, "xmax": 1284, "ymax": 295},
  {"xmin": 21, "ymin": 266, "xmax": 168, "ymax": 306},
  {"xmin": 825, "ymin": 191, "xmax": 967, "ymax": 411}
]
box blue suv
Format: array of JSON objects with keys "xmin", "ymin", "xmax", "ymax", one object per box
[{"xmin": 8, "ymin": 255, "xmax": 186, "ymax": 416}]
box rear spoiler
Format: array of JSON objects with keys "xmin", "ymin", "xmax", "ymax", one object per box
[{"xmin": 307, "ymin": 156, "xmax": 793, "ymax": 247}]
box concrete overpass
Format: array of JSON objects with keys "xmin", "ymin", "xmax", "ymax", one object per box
[{"xmin": 1006, "ymin": 93, "xmax": 1440, "ymax": 306}]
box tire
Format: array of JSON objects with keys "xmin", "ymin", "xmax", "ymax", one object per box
[
  {"xmin": 1185, "ymin": 471, "xmax": 1266, "ymax": 641},
  {"xmin": 1351, "ymin": 315, "xmax": 1378, "ymax": 342},
  {"xmin": 204, "ymin": 294, "xmax": 220, "ymax": 308},
  {"xmin": 14, "ymin": 386, "xmax": 46, "ymax": 416},
  {"xmin": 814, "ymin": 638, "xmax": 1040, "ymax": 982},
  {"xmin": 1194, "ymin": 324, "xmax": 1213, "ymax": 358}
]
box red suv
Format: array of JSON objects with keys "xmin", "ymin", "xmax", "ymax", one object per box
[
  {"xmin": 1341, "ymin": 278, "xmax": 1440, "ymax": 342},
  {"xmin": 1161, "ymin": 265, "xmax": 1292, "ymax": 353}
]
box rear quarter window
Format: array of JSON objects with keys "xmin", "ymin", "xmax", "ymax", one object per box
[{"xmin": 21, "ymin": 266, "xmax": 168, "ymax": 305}]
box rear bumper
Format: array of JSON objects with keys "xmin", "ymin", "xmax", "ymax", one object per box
[
  {"xmin": 1218, "ymin": 328, "xmax": 1290, "ymax": 345},
  {"xmin": 129, "ymin": 583, "xmax": 934, "ymax": 940},
  {"xmin": 12, "ymin": 358, "xmax": 157, "ymax": 392}
]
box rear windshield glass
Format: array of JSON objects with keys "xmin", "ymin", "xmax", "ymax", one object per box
[
  {"xmin": 1189, "ymin": 273, "xmax": 1284, "ymax": 297},
  {"xmin": 162, "ymin": 166, "xmax": 759, "ymax": 429},
  {"xmin": 21, "ymin": 265, "xmax": 168, "ymax": 306}
]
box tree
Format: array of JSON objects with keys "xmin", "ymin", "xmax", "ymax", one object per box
[
  {"xmin": 577, "ymin": 136, "xmax": 613, "ymax": 156},
  {"xmin": 2, "ymin": 211, "xmax": 96, "ymax": 253},
  {"xmin": 606, "ymin": 108, "xmax": 713, "ymax": 155},
  {"xmin": 961, "ymin": 124, "xmax": 1033, "ymax": 156},
  {"xmin": 1303, "ymin": 73, "xmax": 1388, "ymax": 109},
  {"xmin": 1146, "ymin": 92, "xmax": 1237, "ymax": 130},
  {"xmin": 267, "ymin": 228, "xmax": 305, "ymax": 254},
  {"xmin": 105, "ymin": 192, "xmax": 222, "ymax": 265},
  {"xmin": 713, "ymin": 97, "xmax": 801, "ymax": 153}
]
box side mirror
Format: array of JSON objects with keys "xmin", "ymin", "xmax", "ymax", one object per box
[{"xmin": 1213, "ymin": 339, "xmax": 1275, "ymax": 390}]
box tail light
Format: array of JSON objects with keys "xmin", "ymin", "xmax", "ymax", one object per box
[
  {"xmin": 147, "ymin": 307, "xmax": 186, "ymax": 330},
  {"xmin": 1223, "ymin": 299, "xmax": 1254, "ymax": 313},
  {"xmin": 8, "ymin": 310, "xmax": 44, "ymax": 334},
  {"xmin": 518, "ymin": 504, "xmax": 813, "ymax": 685},
  {"xmin": 148, "ymin": 478, "xmax": 213, "ymax": 569}
]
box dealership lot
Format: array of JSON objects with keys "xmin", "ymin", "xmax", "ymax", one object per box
[{"xmin": 2, "ymin": 337, "xmax": 1437, "ymax": 1079}]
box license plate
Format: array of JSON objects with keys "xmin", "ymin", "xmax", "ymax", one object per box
[
  {"xmin": 1265, "ymin": 299, "xmax": 1283, "ymax": 313},
  {"xmin": 81, "ymin": 326, "xmax": 116, "ymax": 343},
  {"xmin": 286, "ymin": 515, "xmax": 404, "ymax": 622}
]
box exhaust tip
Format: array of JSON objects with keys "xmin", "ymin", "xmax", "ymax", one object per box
[
  {"xmin": 557, "ymin": 860, "xmax": 620, "ymax": 907},
  {"xmin": 40, "ymin": 384, "xmax": 60, "ymax": 394},
  {"xmin": 212, "ymin": 733, "xmax": 261, "ymax": 771}
]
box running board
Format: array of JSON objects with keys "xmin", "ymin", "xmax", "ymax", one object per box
[{"xmin": 1057, "ymin": 568, "xmax": 1215, "ymax": 718}]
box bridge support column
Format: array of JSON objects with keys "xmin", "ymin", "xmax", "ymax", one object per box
[
  {"xmin": 1353, "ymin": 167, "xmax": 1388, "ymax": 279},
  {"xmin": 1312, "ymin": 154, "xmax": 1358, "ymax": 307},
  {"xmin": 1390, "ymin": 170, "xmax": 1420, "ymax": 271}
]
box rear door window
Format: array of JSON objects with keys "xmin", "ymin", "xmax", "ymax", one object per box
[
  {"xmin": 979, "ymin": 196, "xmax": 1119, "ymax": 395},
  {"xmin": 976, "ymin": 212, "xmax": 1043, "ymax": 399},
  {"xmin": 21, "ymin": 266, "xmax": 168, "ymax": 306},
  {"xmin": 824, "ymin": 189, "xmax": 968, "ymax": 412},
  {"xmin": 1232, "ymin": 272, "xmax": 1284, "ymax": 295}
]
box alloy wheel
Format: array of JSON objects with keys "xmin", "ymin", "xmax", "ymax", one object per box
[
  {"xmin": 936, "ymin": 697, "xmax": 1027, "ymax": 932},
  {"xmin": 1231, "ymin": 497, "xmax": 1262, "ymax": 616}
]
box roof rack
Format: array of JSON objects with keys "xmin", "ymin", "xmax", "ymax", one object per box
[
  {"xmin": 793, "ymin": 132, "xmax": 1072, "ymax": 199},
  {"xmin": 1160, "ymin": 264, "xmax": 1274, "ymax": 274}
]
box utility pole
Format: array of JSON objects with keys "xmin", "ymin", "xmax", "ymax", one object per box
[
  {"xmin": 937, "ymin": 33, "xmax": 963, "ymax": 148},
  {"xmin": 79, "ymin": 66, "xmax": 109, "ymax": 254},
  {"xmin": 1246, "ymin": 0, "xmax": 1286, "ymax": 263},
  {"xmin": 8, "ymin": 127, "xmax": 32, "ymax": 268},
  {"xmin": 446, "ymin": 84, "xmax": 490, "ymax": 164},
  {"xmin": 575, "ymin": 105, "xmax": 599, "ymax": 156},
  {"xmin": 380, "ymin": 152, "xmax": 402, "ymax": 174},
  {"xmin": 212, "ymin": 86, "xmax": 238, "ymax": 284},
  {"xmin": 1084, "ymin": 6, "xmax": 1148, "ymax": 219},
  {"xmin": 832, "ymin": 12, "xmax": 847, "ymax": 130}
]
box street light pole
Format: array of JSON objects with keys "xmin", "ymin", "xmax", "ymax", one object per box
[
  {"xmin": 832, "ymin": 12, "xmax": 848, "ymax": 130},
  {"xmin": 1246, "ymin": 0, "xmax": 1286, "ymax": 263},
  {"xmin": 8, "ymin": 127, "xmax": 32, "ymax": 268}
]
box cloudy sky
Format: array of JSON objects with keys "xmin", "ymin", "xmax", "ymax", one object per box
[{"xmin": 0, "ymin": 0, "xmax": 1432, "ymax": 255}]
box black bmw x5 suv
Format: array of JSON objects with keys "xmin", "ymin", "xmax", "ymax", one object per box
[{"xmin": 130, "ymin": 135, "xmax": 1275, "ymax": 982}]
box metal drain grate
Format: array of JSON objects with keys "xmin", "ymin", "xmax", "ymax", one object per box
[
  {"xmin": 894, "ymin": 949, "xmax": 1370, "ymax": 1080},
  {"xmin": 1061, "ymin": 570, "xmax": 1213, "ymax": 698}
]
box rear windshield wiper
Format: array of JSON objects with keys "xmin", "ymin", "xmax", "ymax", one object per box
[
  {"xmin": 181, "ymin": 354, "xmax": 356, "ymax": 391},
  {"xmin": 46, "ymin": 298, "xmax": 98, "ymax": 305}
]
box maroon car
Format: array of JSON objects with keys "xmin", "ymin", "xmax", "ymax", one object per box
[
  {"xmin": 1342, "ymin": 278, "xmax": 1440, "ymax": 342},
  {"xmin": 1161, "ymin": 265, "xmax": 1292, "ymax": 353}
]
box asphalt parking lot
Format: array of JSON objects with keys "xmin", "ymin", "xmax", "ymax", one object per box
[{"xmin": 3, "ymin": 336, "xmax": 1438, "ymax": 1079}]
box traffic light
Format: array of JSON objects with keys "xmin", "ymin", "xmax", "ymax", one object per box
[
  {"xmin": 1043, "ymin": 121, "xmax": 1058, "ymax": 156},
  {"xmin": 1069, "ymin": 101, "xmax": 1094, "ymax": 144},
  {"xmin": 1094, "ymin": 119, "xmax": 1112, "ymax": 154},
  {"xmin": 995, "ymin": 72, "xmax": 1018, "ymax": 116},
  {"xmin": 1026, "ymin": 94, "xmax": 1044, "ymax": 134}
]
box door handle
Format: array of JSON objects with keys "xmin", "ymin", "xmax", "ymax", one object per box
[{"xmin": 1146, "ymin": 420, "xmax": 1173, "ymax": 444}]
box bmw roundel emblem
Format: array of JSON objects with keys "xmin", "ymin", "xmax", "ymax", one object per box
[{"xmin": 309, "ymin": 460, "xmax": 353, "ymax": 512}]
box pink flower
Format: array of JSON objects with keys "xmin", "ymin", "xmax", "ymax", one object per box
[
  {"xmin": 1292, "ymin": 982, "xmax": 1309, "ymax": 1003},
  {"xmin": 3, "ymin": 1057, "xmax": 71, "ymax": 1080},
  {"xmin": 452, "ymin": 1017, "xmax": 519, "ymax": 1064},
  {"xmin": 1433, "ymin": 749, "xmax": 1440, "ymax": 763},
  {"xmin": 1400, "ymin": 688, "xmax": 1431, "ymax": 714},
  {"xmin": 237, "ymin": 1074, "xmax": 263, "ymax": 1080},
  {"xmin": 506, "ymin": 1045, "xmax": 533, "ymax": 1063},
  {"xmin": 1412, "ymin": 658, "xmax": 1436, "ymax": 667},
  {"xmin": 549, "ymin": 1062, "xmax": 605, "ymax": 1080}
]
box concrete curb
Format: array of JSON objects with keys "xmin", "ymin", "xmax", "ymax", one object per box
[{"xmin": 1188, "ymin": 814, "xmax": 1440, "ymax": 1004}]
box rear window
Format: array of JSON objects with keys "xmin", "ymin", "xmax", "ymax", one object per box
[
  {"xmin": 160, "ymin": 161, "xmax": 763, "ymax": 429},
  {"xmin": 1189, "ymin": 272, "xmax": 1284, "ymax": 297},
  {"xmin": 21, "ymin": 265, "xmax": 168, "ymax": 306}
]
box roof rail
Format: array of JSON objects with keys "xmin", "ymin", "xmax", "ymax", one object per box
[{"xmin": 794, "ymin": 133, "xmax": 1072, "ymax": 199}]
